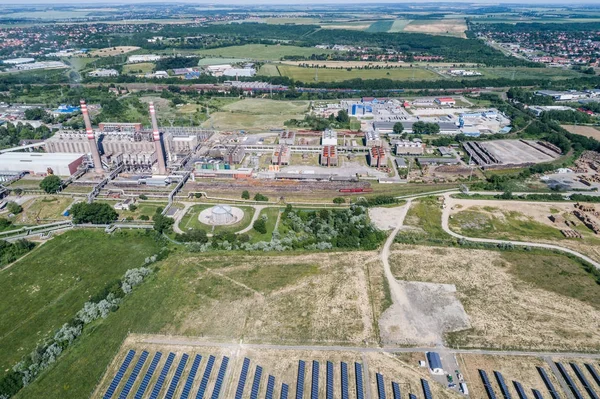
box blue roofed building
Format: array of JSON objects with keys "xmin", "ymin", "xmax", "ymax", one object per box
[{"xmin": 426, "ymin": 352, "xmax": 444, "ymax": 375}]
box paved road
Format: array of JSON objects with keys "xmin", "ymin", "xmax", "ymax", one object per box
[{"xmin": 441, "ymin": 193, "xmax": 600, "ymax": 270}]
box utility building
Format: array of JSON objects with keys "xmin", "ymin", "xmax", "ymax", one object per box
[
  {"xmin": 0, "ymin": 153, "xmax": 84, "ymax": 176},
  {"xmin": 322, "ymin": 129, "xmax": 338, "ymax": 146},
  {"xmin": 320, "ymin": 146, "xmax": 338, "ymax": 167},
  {"xmin": 426, "ymin": 352, "xmax": 444, "ymax": 375},
  {"xmin": 369, "ymin": 146, "xmax": 387, "ymax": 167}
]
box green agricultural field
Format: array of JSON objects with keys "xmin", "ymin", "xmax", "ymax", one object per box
[
  {"xmin": 0, "ymin": 230, "xmax": 161, "ymax": 381},
  {"xmin": 477, "ymin": 67, "xmax": 584, "ymax": 80},
  {"xmin": 122, "ymin": 62, "xmax": 154, "ymax": 74},
  {"xmin": 366, "ymin": 20, "xmax": 394, "ymax": 32},
  {"xmin": 194, "ymin": 44, "xmax": 335, "ymax": 61},
  {"xmin": 264, "ymin": 64, "xmax": 440, "ymax": 83}
]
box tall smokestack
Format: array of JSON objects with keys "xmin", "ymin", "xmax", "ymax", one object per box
[
  {"xmin": 149, "ymin": 102, "xmax": 167, "ymax": 175},
  {"xmin": 80, "ymin": 100, "xmax": 103, "ymax": 174}
]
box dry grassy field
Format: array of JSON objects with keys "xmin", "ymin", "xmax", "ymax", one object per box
[
  {"xmin": 89, "ymin": 46, "xmax": 140, "ymax": 57},
  {"xmin": 389, "ymin": 245, "xmax": 600, "ymax": 351},
  {"xmin": 562, "ymin": 125, "xmax": 600, "ymax": 140},
  {"xmin": 402, "ymin": 19, "xmax": 467, "ymax": 38}
]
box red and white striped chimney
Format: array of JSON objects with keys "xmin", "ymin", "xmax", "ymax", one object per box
[
  {"xmin": 149, "ymin": 102, "xmax": 167, "ymax": 175},
  {"xmin": 80, "ymin": 100, "xmax": 103, "ymax": 174}
]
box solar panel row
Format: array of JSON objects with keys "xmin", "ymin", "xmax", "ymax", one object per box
[
  {"xmin": 570, "ymin": 363, "xmax": 599, "ymax": 399},
  {"xmin": 512, "ymin": 381, "xmax": 528, "ymax": 399},
  {"xmin": 266, "ymin": 375, "xmax": 275, "ymax": 399},
  {"xmin": 196, "ymin": 355, "xmax": 215, "ymax": 399},
  {"xmin": 119, "ymin": 351, "xmax": 148, "ymax": 399},
  {"xmin": 165, "ymin": 353, "xmax": 188, "ymax": 399},
  {"xmin": 104, "ymin": 349, "xmax": 136, "ymax": 399},
  {"xmin": 531, "ymin": 389, "xmax": 543, "ymax": 399},
  {"xmin": 409, "ymin": 394, "xmax": 417, "ymax": 399},
  {"xmin": 235, "ymin": 358, "xmax": 251, "ymax": 399},
  {"xmin": 555, "ymin": 362, "xmax": 584, "ymax": 399},
  {"xmin": 210, "ymin": 356, "xmax": 229, "ymax": 399},
  {"xmin": 181, "ymin": 355, "xmax": 202, "ymax": 399},
  {"xmin": 326, "ymin": 361, "xmax": 334, "ymax": 399},
  {"xmin": 392, "ymin": 382, "xmax": 401, "ymax": 399},
  {"xmin": 281, "ymin": 383, "xmax": 289, "ymax": 399},
  {"xmin": 494, "ymin": 371, "xmax": 512, "ymax": 399},
  {"xmin": 376, "ymin": 373, "xmax": 386, "ymax": 399},
  {"xmin": 150, "ymin": 352, "xmax": 175, "ymax": 399},
  {"xmin": 311, "ymin": 361, "xmax": 319, "ymax": 399},
  {"xmin": 296, "ymin": 360, "xmax": 306, "ymax": 399},
  {"xmin": 251, "ymin": 365, "xmax": 263, "ymax": 399},
  {"xmin": 537, "ymin": 367, "xmax": 560, "ymax": 399},
  {"xmin": 341, "ymin": 362, "xmax": 349, "ymax": 399},
  {"xmin": 479, "ymin": 369, "xmax": 497, "ymax": 399},
  {"xmin": 355, "ymin": 363, "xmax": 365, "ymax": 399},
  {"xmin": 135, "ymin": 352, "xmax": 162, "ymax": 399},
  {"xmin": 585, "ymin": 364, "xmax": 600, "ymax": 388},
  {"xmin": 421, "ymin": 379, "xmax": 432, "ymax": 399}
]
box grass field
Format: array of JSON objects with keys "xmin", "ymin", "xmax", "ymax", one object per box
[
  {"xmin": 16, "ymin": 196, "xmax": 73, "ymax": 224},
  {"xmin": 388, "ymin": 19, "xmax": 413, "ymax": 32},
  {"xmin": 178, "ymin": 204, "xmax": 254, "ymax": 234},
  {"xmin": 260, "ymin": 64, "xmax": 440, "ymax": 83},
  {"xmin": 402, "ymin": 19, "xmax": 467, "ymax": 38},
  {"xmin": 194, "ymin": 44, "xmax": 334, "ymax": 61},
  {"xmin": 0, "ymin": 230, "xmax": 161, "ymax": 381},
  {"xmin": 247, "ymin": 207, "xmax": 280, "ymax": 243},
  {"xmin": 477, "ymin": 67, "xmax": 584, "ymax": 80},
  {"xmin": 95, "ymin": 200, "xmax": 166, "ymax": 220},
  {"xmin": 202, "ymin": 98, "xmax": 309, "ymax": 132},
  {"xmin": 366, "ymin": 20, "xmax": 394, "ymax": 32},
  {"xmin": 122, "ymin": 62, "xmax": 154, "ymax": 74},
  {"xmin": 196, "ymin": 57, "xmax": 248, "ymax": 66},
  {"xmin": 562, "ymin": 124, "xmax": 600, "ymax": 140},
  {"xmin": 89, "ymin": 46, "xmax": 140, "ymax": 57}
]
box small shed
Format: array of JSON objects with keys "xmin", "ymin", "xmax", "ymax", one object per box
[{"xmin": 426, "ymin": 352, "xmax": 444, "ymax": 375}]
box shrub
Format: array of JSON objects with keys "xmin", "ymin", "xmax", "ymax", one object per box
[
  {"xmin": 253, "ymin": 218, "xmax": 267, "ymax": 234},
  {"xmin": 241, "ymin": 190, "xmax": 250, "ymax": 200},
  {"xmin": 254, "ymin": 193, "xmax": 269, "ymax": 202},
  {"xmin": 128, "ymin": 204, "xmax": 137, "ymax": 212},
  {"xmin": 7, "ymin": 202, "xmax": 22, "ymax": 215},
  {"xmin": 139, "ymin": 215, "xmax": 150, "ymax": 221},
  {"xmin": 39, "ymin": 175, "xmax": 62, "ymax": 194},
  {"xmin": 333, "ymin": 197, "xmax": 345, "ymax": 204},
  {"xmin": 138, "ymin": 194, "xmax": 148, "ymax": 200}
]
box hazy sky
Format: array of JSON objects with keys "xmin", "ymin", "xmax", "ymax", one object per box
[{"xmin": 9, "ymin": 0, "xmax": 600, "ymax": 4}]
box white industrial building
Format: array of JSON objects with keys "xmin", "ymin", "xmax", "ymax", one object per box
[
  {"xmin": 322, "ymin": 129, "xmax": 338, "ymax": 146},
  {"xmin": 88, "ymin": 69, "xmax": 119, "ymax": 77},
  {"xmin": 13, "ymin": 61, "xmax": 68, "ymax": 71},
  {"xmin": 0, "ymin": 152, "xmax": 84, "ymax": 176},
  {"xmin": 127, "ymin": 54, "xmax": 161, "ymax": 63},
  {"xmin": 222, "ymin": 68, "xmax": 256, "ymax": 77},
  {"xmin": 2, "ymin": 58, "xmax": 35, "ymax": 65}
]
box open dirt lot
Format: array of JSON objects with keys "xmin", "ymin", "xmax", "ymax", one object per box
[
  {"xmin": 476, "ymin": 140, "xmax": 559, "ymax": 165},
  {"xmin": 89, "ymin": 46, "xmax": 140, "ymax": 57},
  {"xmin": 369, "ymin": 205, "xmax": 410, "ymax": 230},
  {"xmin": 402, "ymin": 19, "xmax": 467, "ymax": 38},
  {"xmin": 562, "ymin": 125, "xmax": 600, "ymax": 140},
  {"xmin": 388, "ymin": 245, "xmax": 600, "ymax": 351}
]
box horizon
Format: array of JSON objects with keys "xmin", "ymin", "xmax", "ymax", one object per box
[{"xmin": 4, "ymin": 0, "xmax": 600, "ymax": 5}]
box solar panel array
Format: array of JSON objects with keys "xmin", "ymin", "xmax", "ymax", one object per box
[
  {"xmin": 392, "ymin": 382, "xmax": 401, "ymax": 399},
  {"xmin": 585, "ymin": 364, "xmax": 600, "ymax": 387},
  {"xmin": 531, "ymin": 389, "xmax": 543, "ymax": 399},
  {"xmin": 341, "ymin": 362, "xmax": 349, "ymax": 399},
  {"xmin": 266, "ymin": 375, "xmax": 275, "ymax": 399},
  {"xmin": 513, "ymin": 381, "xmax": 528, "ymax": 399},
  {"xmin": 119, "ymin": 351, "xmax": 148, "ymax": 399},
  {"xmin": 355, "ymin": 362, "xmax": 365, "ymax": 399},
  {"xmin": 296, "ymin": 360, "xmax": 306, "ymax": 399},
  {"xmin": 421, "ymin": 379, "xmax": 432, "ymax": 399},
  {"xmin": 250, "ymin": 365, "xmax": 263, "ymax": 399},
  {"xmin": 181, "ymin": 355, "xmax": 202, "ymax": 399},
  {"xmin": 165, "ymin": 353, "xmax": 188, "ymax": 399},
  {"xmin": 479, "ymin": 369, "xmax": 498, "ymax": 399},
  {"xmin": 555, "ymin": 362, "xmax": 584, "ymax": 399},
  {"xmin": 570, "ymin": 363, "xmax": 599, "ymax": 399},
  {"xmin": 104, "ymin": 350, "xmax": 136, "ymax": 399},
  {"xmin": 537, "ymin": 367, "xmax": 560, "ymax": 399},
  {"xmin": 311, "ymin": 361, "xmax": 320, "ymax": 399},
  {"xmin": 281, "ymin": 383, "xmax": 289, "ymax": 399},
  {"xmin": 134, "ymin": 352, "xmax": 162, "ymax": 399},
  {"xmin": 494, "ymin": 371, "xmax": 512, "ymax": 399},
  {"xmin": 150, "ymin": 352, "xmax": 175, "ymax": 399},
  {"xmin": 196, "ymin": 355, "xmax": 215, "ymax": 399},
  {"xmin": 409, "ymin": 394, "xmax": 417, "ymax": 399},
  {"xmin": 376, "ymin": 373, "xmax": 386, "ymax": 399},
  {"xmin": 210, "ymin": 356, "xmax": 229, "ymax": 399},
  {"xmin": 326, "ymin": 361, "xmax": 334, "ymax": 399},
  {"xmin": 235, "ymin": 358, "xmax": 251, "ymax": 399}
]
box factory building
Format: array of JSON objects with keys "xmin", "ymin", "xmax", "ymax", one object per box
[
  {"xmin": 0, "ymin": 153, "xmax": 84, "ymax": 176},
  {"xmin": 434, "ymin": 97, "xmax": 456, "ymax": 106},
  {"xmin": 271, "ymin": 146, "xmax": 291, "ymax": 166},
  {"xmin": 322, "ymin": 129, "xmax": 338, "ymax": 146},
  {"xmin": 225, "ymin": 145, "xmax": 246, "ymax": 165},
  {"xmin": 395, "ymin": 141, "xmax": 425, "ymax": 155},
  {"xmin": 88, "ymin": 69, "xmax": 119, "ymax": 77},
  {"xmin": 320, "ymin": 146, "xmax": 338, "ymax": 167},
  {"xmin": 279, "ymin": 130, "xmax": 296, "ymax": 146},
  {"xmin": 364, "ymin": 130, "xmax": 382, "ymax": 147},
  {"xmin": 369, "ymin": 146, "xmax": 387, "ymax": 167},
  {"xmin": 127, "ymin": 54, "xmax": 161, "ymax": 63}
]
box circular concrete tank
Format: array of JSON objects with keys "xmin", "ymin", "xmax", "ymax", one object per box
[{"xmin": 199, "ymin": 205, "xmax": 244, "ymax": 226}]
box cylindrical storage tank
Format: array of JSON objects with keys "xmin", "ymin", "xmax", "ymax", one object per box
[{"xmin": 211, "ymin": 205, "xmax": 234, "ymax": 225}]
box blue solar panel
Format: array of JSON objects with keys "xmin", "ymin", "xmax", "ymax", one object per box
[
  {"xmin": 135, "ymin": 352, "xmax": 162, "ymax": 399},
  {"xmin": 150, "ymin": 352, "xmax": 176, "ymax": 399},
  {"xmin": 555, "ymin": 363, "xmax": 583, "ymax": 399},
  {"xmin": 165, "ymin": 354, "xmax": 188, "ymax": 399},
  {"xmin": 281, "ymin": 383, "xmax": 289, "ymax": 399},
  {"xmin": 392, "ymin": 382, "xmax": 401, "ymax": 399},
  {"xmin": 409, "ymin": 394, "xmax": 417, "ymax": 399},
  {"xmin": 326, "ymin": 361, "xmax": 334, "ymax": 399},
  {"xmin": 251, "ymin": 365, "xmax": 263, "ymax": 399},
  {"xmin": 296, "ymin": 360, "xmax": 306, "ymax": 399},
  {"xmin": 532, "ymin": 389, "xmax": 543, "ymax": 399},
  {"xmin": 210, "ymin": 356, "xmax": 229, "ymax": 399},
  {"xmin": 355, "ymin": 363, "xmax": 365, "ymax": 399},
  {"xmin": 537, "ymin": 367, "xmax": 560, "ymax": 399},
  {"xmin": 341, "ymin": 362, "xmax": 349, "ymax": 399},
  {"xmin": 311, "ymin": 361, "xmax": 319, "ymax": 399},
  {"xmin": 195, "ymin": 355, "xmax": 215, "ymax": 399},
  {"xmin": 180, "ymin": 354, "xmax": 202, "ymax": 399},
  {"xmin": 235, "ymin": 358, "xmax": 251, "ymax": 399},
  {"xmin": 377, "ymin": 373, "xmax": 386, "ymax": 399},
  {"xmin": 513, "ymin": 381, "xmax": 528, "ymax": 399},
  {"xmin": 479, "ymin": 370, "xmax": 497, "ymax": 399},
  {"xmin": 494, "ymin": 371, "xmax": 512, "ymax": 399},
  {"xmin": 119, "ymin": 351, "xmax": 148, "ymax": 399},
  {"xmin": 266, "ymin": 375, "xmax": 275, "ymax": 399},
  {"xmin": 585, "ymin": 364, "xmax": 600, "ymax": 388},
  {"xmin": 570, "ymin": 363, "xmax": 599, "ymax": 399},
  {"xmin": 104, "ymin": 350, "xmax": 136, "ymax": 399},
  {"xmin": 421, "ymin": 379, "xmax": 431, "ymax": 399}
]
